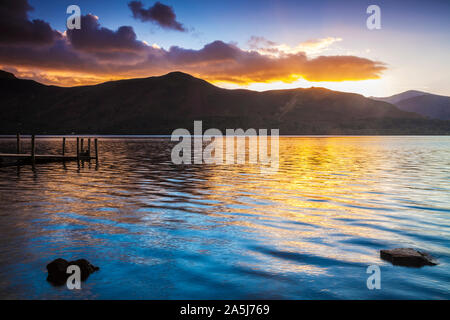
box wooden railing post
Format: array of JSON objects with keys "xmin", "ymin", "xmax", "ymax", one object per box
[
  {"xmin": 1, "ymin": 136, "xmax": 100, "ymax": 167},
  {"xmin": 16, "ymin": 133, "xmax": 21, "ymax": 154},
  {"xmin": 94, "ymin": 138, "xmax": 98, "ymax": 160},
  {"xmin": 76, "ymin": 137, "xmax": 80, "ymax": 160},
  {"xmin": 31, "ymin": 134, "xmax": 36, "ymax": 164}
]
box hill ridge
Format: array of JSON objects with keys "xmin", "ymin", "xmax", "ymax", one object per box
[{"xmin": 1, "ymin": 70, "xmax": 449, "ymax": 135}]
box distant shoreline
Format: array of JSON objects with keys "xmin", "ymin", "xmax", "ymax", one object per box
[{"xmin": 1, "ymin": 134, "xmax": 449, "ymax": 138}]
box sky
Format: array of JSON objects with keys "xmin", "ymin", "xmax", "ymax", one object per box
[{"xmin": 1, "ymin": 0, "xmax": 449, "ymax": 97}]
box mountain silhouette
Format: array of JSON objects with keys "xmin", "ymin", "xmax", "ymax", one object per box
[
  {"xmin": 372, "ymin": 90, "xmax": 450, "ymax": 120},
  {"xmin": 1, "ymin": 71, "xmax": 449, "ymax": 134}
]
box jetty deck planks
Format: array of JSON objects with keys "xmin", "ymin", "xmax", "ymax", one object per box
[{"xmin": 0, "ymin": 135, "xmax": 99, "ymax": 167}]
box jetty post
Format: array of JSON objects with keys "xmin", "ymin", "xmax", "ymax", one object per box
[
  {"xmin": 1, "ymin": 136, "xmax": 100, "ymax": 167},
  {"xmin": 62, "ymin": 137, "xmax": 66, "ymax": 156},
  {"xmin": 0, "ymin": 133, "xmax": 99, "ymax": 169},
  {"xmin": 31, "ymin": 134, "xmax": 36, "ymax": 164},
  {"xmin": 16, "ymin": 133, "xmax": 21, "ymax": 154},
  {"xmin": 76, "ymin": 137, "xmax": 80, "ymax": 160},
  {"xmin": 94, "ymin": 138, "xmax": 98, "ymax": 161}
]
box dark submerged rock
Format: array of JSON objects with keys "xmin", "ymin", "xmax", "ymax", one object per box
[
  {"xmin": 380, "ymin": 248, "xmax": 437, "ymax": 267},
  {"xmin": 46, "ymin": 258, "xmax": 99, "ymax": 285},
  {"xmin": 70, "ymin": 259, "xmax": 100, "ymax": 280},
  {"xmin": 46, "ymin": 258, "xmax": 69, "ymax": 285}
]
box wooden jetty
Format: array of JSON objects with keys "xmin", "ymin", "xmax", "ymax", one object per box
[{"xmin": 0, "ymin": 134, "xmax": 99, "ymax": 167}]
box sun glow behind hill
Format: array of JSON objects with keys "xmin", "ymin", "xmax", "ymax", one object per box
[
  {"xmin": 215, "ymin": 78, "xmax": 390, "ymax": 97},
  {"xmin": 5, "ymin": 66, "xmax": 390, "ymax": 97}
]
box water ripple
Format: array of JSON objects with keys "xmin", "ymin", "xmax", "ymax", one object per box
[{"xmin": 0, "ymin": 136, "xmax": 449, "ymax": 299}]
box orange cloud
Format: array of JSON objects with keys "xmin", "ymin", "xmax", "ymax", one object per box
[
  {"xmin": 166, "ymin": 41, "xmax": 385, "ymax": 84},
  {"xmin": 0, "ymin": 2, "xmax": 387, "ymax": 87},
  {"xmin": 0, "ymin": 39, "xmax": 386, "ymax": 86}
]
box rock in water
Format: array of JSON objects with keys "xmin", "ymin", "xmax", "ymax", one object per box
[
  {"xmin": 46, "ymin": 258, "xmax": 70, "ymax": 285},
  {"xmin": 46, "ymin": 258, "xmax": 99, "ymax": 285},
  {"xmin": 380, "ymin": 248, "xmax": 437, "ymax": 267},
  {"xmin": 69, "ymin": 259, "xmax": 100, "ymax": 280}
]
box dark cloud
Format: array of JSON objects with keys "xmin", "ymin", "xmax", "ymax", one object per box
[
  {"xmin": 0, "ymin": 38, "xmax": 386, "ymax": 85},
  {"xmin": 0, "ymin": 5, "xmax": 386, "ymax": 86},
  {"xmin": 0, "ymin": 0, "xmax": 60, "ymax": 45},
  {"xmin": 167, "ymin": 41, "xmax": 241, "ymax": 64},
  {"xmin": 66, "ymin": 14, "xmax": 148, "ymax": 58},
  {"xmin": 128, "ymin": 1, "xmax": 186, "ymax": 32},
  {"xmin": 0, "ymin": 39, "xmax": 100, "ymax": 73}
]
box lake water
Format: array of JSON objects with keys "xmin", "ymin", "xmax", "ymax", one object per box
[{"xmin": 0, "ymin": 136, "xmax": 449, "ymax": 299}]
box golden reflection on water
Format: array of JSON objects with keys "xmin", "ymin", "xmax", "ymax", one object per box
[
  {"xmin": 197, "ymin": 137, "xmax": 396, "ymax": 268},
  {"xmin": 1, "ymin": 136, "xmax": 449, "ymax": 297}
]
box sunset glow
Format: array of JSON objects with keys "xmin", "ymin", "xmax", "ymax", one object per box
[
  {"xmin": 1, "ymin": 0, "xmax": 449, "ymax": 96},
  {"xmin": 0, "ymin": 0, "xmax": 449, "ymax": 303}
]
